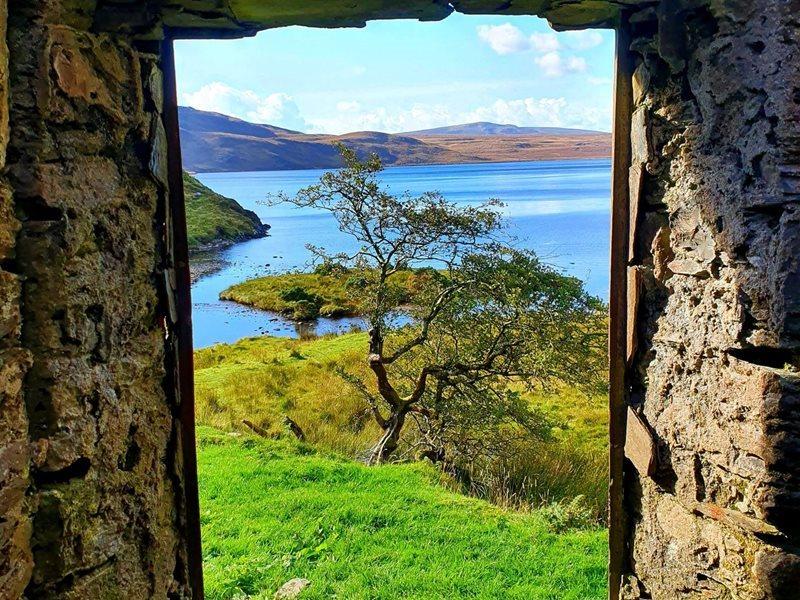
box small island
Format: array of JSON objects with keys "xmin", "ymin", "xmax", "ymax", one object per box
[{"xmin": 220, "ymin": 267, "xmax": 422, "ymax": 320}]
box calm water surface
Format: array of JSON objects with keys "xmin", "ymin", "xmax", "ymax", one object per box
[{"xmin": 192, "ymin": 159, "xmax": 611, "ymax": 348}]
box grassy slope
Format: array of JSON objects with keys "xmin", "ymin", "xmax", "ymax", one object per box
[
  {"xmin": 184, "ymin": 172, "xmax": 267, "ymax": 251},
  {"xmin": 220, "ymin": 271, "xmax": 418, "ymax": 318},
  {"xmin": 198, "ymin": 426, "xmax": 607, "ymax": 600},
  {"xmin": 195, "ymin": 333, "xmax": 376, "ymax": 455},
  {"xmin": 194, "ymin": 333, "xmax": 608, "ymax": 512}
]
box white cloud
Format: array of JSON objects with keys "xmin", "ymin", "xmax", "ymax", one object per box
[
  {"xmin": 477, "ymin": 25, "xmax": 603, "ymax": 55},
  {"xmin": 476, "ymin": 24, "xmax": 598, "ymax": 79},
  {"xmin": 534, "ymin": 51, "xmax": 587, "ymax": 77},
  {"xmin": 181, "ymin": 82, "xmax": 308, "ymax": 131},
  {"xmin": 534, "ymin": 52, "xmax": 563, "ymax": 77},
  {"xmin": 463, "ymin": 96, "xmax": 610, "ymax": 131},
  {"xmin": 563, "ymin": 30, "xmax": 604, "ymax": 50},
  {"xmin": 477, "ymin": 26, "xmax": 563, "ymax": 56},
  {"xmin": 308, "ymin": 94, "xmax": 610, "ymax": 135},
  {"xmin": 309, "ymin": 103, "xmax": 454, "ymax": 134},
  {"xmin": 180, "ymin": 81, "xmax": 610, "ymax": 136},
  {"xmin": 477, "ymin": 23, "xmax": 530, "ymax": 55},
  {"xmin": 336, "ymin": 100, "xmax": 361, "ymax": 112},
  {"xmin": 565, "ymin": 56, "xmax": 588, "ymax": 73},
  {"xmin": 464, "ymin": 97, "xmax": 568, "ymax": 127},
  {"xmin": 529, "ymin": 32, "xmax": 560, "ymax": 53},
  {"xmin": 248, "ymin": 93, "xmax": 306, "ymax": 130}
]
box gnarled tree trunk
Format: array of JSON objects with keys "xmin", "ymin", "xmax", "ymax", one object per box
[{"xmin": 367, "ymin": 409, "xmax": 407, "ymax": 465}]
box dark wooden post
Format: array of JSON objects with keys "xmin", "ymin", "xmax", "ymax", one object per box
[
  {"xmin": 162, "ymin": 37, "xmax": 205, "ymax": 598},
  {"xmin": 608, "ymin": 14, "xmax": 634, "ymax": 600}
]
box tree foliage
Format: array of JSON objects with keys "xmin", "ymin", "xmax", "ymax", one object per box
[{"xmin": 272, "ymin": 145, "xmax": 606, "ymax": 465}]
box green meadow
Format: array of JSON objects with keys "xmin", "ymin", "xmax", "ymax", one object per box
[
  {"xmin": 195, "ymin": 277, "xmax": 608, "ymax": 598},
  {"xmin": 194, "ymin": 332, "xmax": 608, "ymax": 515},
  {"xmin": 197, "ymin": 427, "xmax": 607, "ymax": 599}
]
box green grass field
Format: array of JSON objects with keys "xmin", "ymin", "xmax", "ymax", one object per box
[
  {"xmin": 184, "ymin": 172, "xmax": 267, "ymax": 251},
  {"xmin": 194, "ymin": 332, "xmax": 609, "ymax": 516},
  {"xmin": 198, "ymin": 426, "xmax": 607, "ymax": 600}
]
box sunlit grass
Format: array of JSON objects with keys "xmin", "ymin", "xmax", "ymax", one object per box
[
  {"xmin": 194, "ymin": 333, "xmax": 608, "ymax": 516},
  {"xmin": 219, "ymin": 270, "xmax": 420, "ymax": 318},
  {"xmin": 197, "ymin": 426, "xmax": 607, "ymax": 600}
]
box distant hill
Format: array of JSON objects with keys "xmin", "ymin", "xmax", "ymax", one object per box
[
  {"xmin": 179, "ymin": 107, "xmax": 611, "ymax": 173},
  {"xmin": 183, "ymin": 171, "xmax": 269, "ymax": 252},
  {"xmin": 179, "ymin": 107, "xmax": 465, "ymax": 172},
  {"xmin": 403, "ymin": 122, "xmax": 605, "ymax": 136}
]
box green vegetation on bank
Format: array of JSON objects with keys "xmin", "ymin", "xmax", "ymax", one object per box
[
  {"xmin": 220, "ymin": 268, "xmax": 421, "ymax": 320},
  {"xmin": 194, "ymin": 332, "xmax": 608, "ymax": 517},
  {"xmin": 198, "ymin": 426, "xmax": 607, "ymax": 600},
  {"xmin": 184, "ymin": 172, "xmax": 268, "ymax": 251}
]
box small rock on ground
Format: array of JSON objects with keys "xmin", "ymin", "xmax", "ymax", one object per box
[{"xmin": 274, "ymin": 578, "xmax": 310, "ymax": 599}]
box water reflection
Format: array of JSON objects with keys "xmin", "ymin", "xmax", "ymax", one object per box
[{"xmin": 293, "ymin": 318, "xmax": 367, "ymax": 340}]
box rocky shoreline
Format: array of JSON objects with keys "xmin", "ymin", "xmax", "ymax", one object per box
[{"xmin": 188, "ymin": 250, "xmax": 230, "ymax": 284}]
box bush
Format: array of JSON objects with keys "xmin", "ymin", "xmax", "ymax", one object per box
[
  {"xmin": 314, "ymin": 261, "xmax": 349, "ymax": 276},
  {"xmin": 344, "ymin": 275, "xmax": 368, "ymax": 291},
  {"xmin": 278, "ymin": 286, "xmax": 324, "ymax": 320},
  {"xmin": 279, "ymin": 285, "xmax": 320, "ymax": 304},
  {"xmin": 539, "ymin": 495, "xmax": 596, "ymax": 533}
]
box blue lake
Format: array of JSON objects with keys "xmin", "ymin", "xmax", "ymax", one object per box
[{"xmin": 192, "ymin": 159, "xmax": 611, "ymax": 348}]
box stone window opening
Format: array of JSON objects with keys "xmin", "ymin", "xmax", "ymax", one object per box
[
  {"xmin": 165, "ymin": 17, "xmax": 622, "ymax": 600},
  {"xmin": 4, "ymin": 2, "xmax": 797, "ymax": 599}
]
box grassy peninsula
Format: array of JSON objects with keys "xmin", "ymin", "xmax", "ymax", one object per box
[
  {"xmin": 220, "ymin": 269, "xmax": 420, "ymax": 320},
  {"xmin": 184, "ymin": 171, "xmax": 269, "ymax": 252}
]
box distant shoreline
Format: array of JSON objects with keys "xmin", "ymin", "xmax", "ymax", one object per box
[{"xmin": 189, "ymin": 153, "xmax": 612, "ymax": 175}]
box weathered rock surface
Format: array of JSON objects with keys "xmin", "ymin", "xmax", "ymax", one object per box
[
  {"xmin": 5, "ymin": 2, "xmax": 194, "ymax": 597},
  {"xmin": 623, "ymin": 1, "xmax": 800, "ymax": 597},
  {"xmin": 1, "ymin": 0, "xmax": 797, "ymax": 599},
  {"xmin": 274, "ymin": 578, "xmax": 310, "ymax": 599},
  {"xmin": 0, "ymin": 1, "xmax": 33, "ymax": 598}
]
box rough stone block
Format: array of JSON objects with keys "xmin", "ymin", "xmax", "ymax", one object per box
[
  {"xmin": 0, "ymin": 180, "xmax": 16, "ymax": 259},
  {"xmin": 630, "ymin": 485, "xmax": 783, "ymax": 599},
  {"xmin": 0, "ymin": 269, "xmax": 21, "ymax": 344},
  {"xmin": 0, "ymin": 348, "xmax": 32, "ymax": 599},
  {"xmin": 44, "ymin": 27, "xmax": 144, "ymax": 129}
]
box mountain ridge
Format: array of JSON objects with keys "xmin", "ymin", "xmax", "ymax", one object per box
[
  {"xmin": 179, "ymin": 107, "xmax": 611, "ymax": 173},
  {"xmin": 402, "ymin": 121, "xmax": 606, "ymax": 136}
]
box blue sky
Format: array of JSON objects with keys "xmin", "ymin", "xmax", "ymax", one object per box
[{"xmin": 175, "ymin": 14, "xmax": 614, "ymax": 134}]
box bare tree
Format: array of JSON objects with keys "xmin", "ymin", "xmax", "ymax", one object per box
[{"xmin": 272, "ymin": 145, "xmax": 605, "ymax": 465}]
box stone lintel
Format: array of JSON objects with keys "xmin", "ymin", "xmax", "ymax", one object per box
[{"xmin": 103, "ymin": 0, "xmax": 639, "ymax": 38}]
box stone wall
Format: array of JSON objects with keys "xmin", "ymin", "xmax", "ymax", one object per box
[
  {"xmin": 4, "ymin": 1, "xmax": 194, "ymax": 596},
  {"xmin": 0, "ymin": 0, "xmax": 797, "ymax": 598},
  {"xmin": 0, "ymin": 0, "xmax": 34, "ymax": 597},
  {"xmin": 622, "ymin": 1, "xmax": 800, "ymax": 598}
]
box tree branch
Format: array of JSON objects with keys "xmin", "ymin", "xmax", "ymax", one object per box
[
  {"xmin": 334, "ymin": 366, "xmax": 388, "ymax": 429},
  {"xmin": 383, "ymin": 282, "xmax": 469, "ymax": 364}
]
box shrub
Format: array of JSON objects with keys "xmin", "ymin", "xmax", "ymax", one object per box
[
  {"xmin": 278, "ymin": 285, "xmax": 319, "ymax": 304},
  {"xmin": 278, "ymin": 286, "xmax": 324, "ymax": 320},
  {"xmin": 314, "ymin": 261, "xmax": 349, "ymax": 276},
  {"xmin": 539, "ymin": 495, "xmax": 596, "ymax": 532}
]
